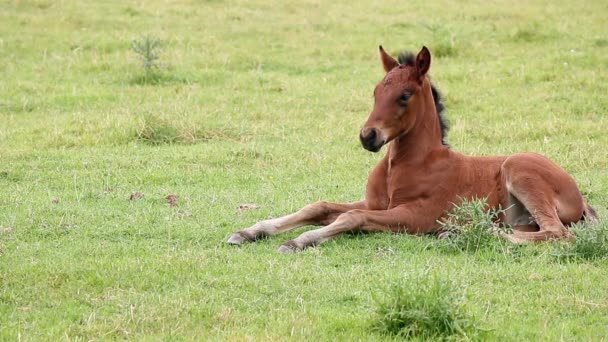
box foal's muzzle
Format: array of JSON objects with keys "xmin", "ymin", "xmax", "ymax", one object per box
[{"xmin": 359, "ymin": 127, "xmax": 385, "ymax": 152}]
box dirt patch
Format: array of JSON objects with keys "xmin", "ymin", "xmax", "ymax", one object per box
[
  {"xmin": 129, "ymin": 191, "xmax": 144, "ymax": 201},
  {"xmin": 237, "ymin": 203, "xmax": 261, "ymax": 214},
  {"xmin": 165, "ymin": 194, "xmax": 179, "ymax": 207}
]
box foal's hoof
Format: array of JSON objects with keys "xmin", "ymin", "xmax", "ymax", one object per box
[
  {"xmin": 500, "ymin": 232, "xmax": 529, "ymax": 245},
  {"xmin": 227, "ymin": 233, "xmax": 248, "ymax": 245},
  {"xmin": 278, "ymin": 241, "xmax": 300, "ymax": 254},
  {"xmin": 437, "ymin": 231, "xmax": 452, "ymax": 240}
]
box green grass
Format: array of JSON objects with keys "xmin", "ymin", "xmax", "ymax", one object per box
[
  {"xmin": 1, "ymin": 0, "xmax": 608, "ymax": 340},
  {"xmin": 438, "ymin": 199, "xmax": 510, "ymax": 256},
  {"xmin": 372, "ymin": 273, "xmax": 479, "ymax": 340},
  {"xmin": 553, "ymin": 222, "xmax": 608, "ymax": 262}
]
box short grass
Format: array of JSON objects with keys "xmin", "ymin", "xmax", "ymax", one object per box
[{"xmin": 1, "ymin": 0, "xmax": 608, "ymax": 340}]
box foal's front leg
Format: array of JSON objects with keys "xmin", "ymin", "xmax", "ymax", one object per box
[
  {"xmin": 278, "ymin": 205, "xmax": 431, "ymax": 253},
  {"xmin": 227, "ymin": 201, "xmax": 366, "ymax": 244}
]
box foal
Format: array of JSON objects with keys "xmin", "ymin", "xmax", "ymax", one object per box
[{"xmin": 228, "ymin": 46, "xmax": 597, "ymax": 253}]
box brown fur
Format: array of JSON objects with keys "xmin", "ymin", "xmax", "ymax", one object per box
[{"xmin": 227, "ymin": 46, "xmax": 597, "ymax": 252}]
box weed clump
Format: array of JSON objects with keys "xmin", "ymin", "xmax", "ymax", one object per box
[
  {"xmin": 137, "ymin": 114, "xmax": 179, "ymax": 144},
  {"xmin": 553, "ymin": 221, "xmax": 608, "ymax": 261},
  {"xmin": 438, "ymin": 199, "xmax": 508, "ymax": 254},
  {"xmin": 135, "ymin": 113, "xmax": 242, "ymax": 145},
  {"xmin": 136, "ymin": 113, "xmax": 199, "ymax": 145},
  {"xmin": 372, "ymin": 274, "xmax": 478, "ymax": 339}
]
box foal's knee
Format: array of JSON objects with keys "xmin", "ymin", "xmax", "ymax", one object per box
[
  {"xmin": 303, "ymin": 201, "xmax": 330, "ymax": 215},
  {"xmin": 292, "ymin": 201, "xmax": 336, "ymax": 226},
  {"xmin": 337, "ymin": 209, "xmax": 366, "ymax": 227}
]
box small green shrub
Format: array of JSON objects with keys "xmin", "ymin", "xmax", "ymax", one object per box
[
  {"xmin": 372, "ymin": 274, "xmax": 478, "ymax": 340},
  {"xmin": 553, "ymin": 221, "xmax": 608, "ymax": 261},
  {"xmin": 438, "ymin": 199, "xmax": 509, "ymax": 254},
  {"xmin": 132, "ymin": 35, "xmax": 162, "ymax": 73},
  {"xmin": 131, "ymin": 35, "xmax": 168, "ymax": 84}
]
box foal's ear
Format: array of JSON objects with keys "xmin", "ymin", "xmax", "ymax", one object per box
[
  {"xmin": 415, "ymin": 46, "xmax": 431, "ymax": 80},
  {"xmin": 379, "ymin": 45, "xmax": 399, "ymax": 73}
]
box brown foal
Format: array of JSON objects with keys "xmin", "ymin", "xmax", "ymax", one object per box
[{"xmin": 228, "ymin": 46, "xmax": 597, "ymax": 253}]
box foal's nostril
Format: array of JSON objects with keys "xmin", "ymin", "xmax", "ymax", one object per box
[
  {"xmin": 367, "ymin": 129, "xmax": 377, "ymax": 141},
  {"xmin": 360, "ymin": 128, "xmax": 383, "ymax": 152},
  {"xmin": 359, "ymin": 128, "xmax": 376, "ymax": 143}
]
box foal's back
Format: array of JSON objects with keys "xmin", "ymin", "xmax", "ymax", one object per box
[{"xmin": 446, "ymin": 151, "xmax": 509, "ymax": 210}]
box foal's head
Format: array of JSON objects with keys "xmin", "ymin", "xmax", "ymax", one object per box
[{"xmin": 360, "ymin": 46, "xmax": 439, "ymax": 152}]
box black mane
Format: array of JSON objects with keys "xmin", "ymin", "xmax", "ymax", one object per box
[
  {"xmin": 398, "ymin": 51, "xmax": 449, "ymax": 146},
  {"xmin": 397, "ymin": 52, "xmax": 416, "ymax": 66}
]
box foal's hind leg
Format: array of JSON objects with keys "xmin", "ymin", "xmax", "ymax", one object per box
[
  {"xmin": 501, "ymin": 153, "xmax": 585, "ymax": 243},
  {"xmin": 502, "ymin": 192, "xmax": 566, "ymax": 244},
  {"xmin": 505, "ymin": 193, "xmax": 539, "ymax": 233},
  {"xmin": 227, "ymin": 201, "xmax": 366, "ymax": 244}
]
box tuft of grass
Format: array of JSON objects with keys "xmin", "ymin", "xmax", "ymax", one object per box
[
  {"xmin": 553, "ymin": 221, "xmax": 608, "ymax": 261},
  {"xmin": 438, "ymin": 199, "xmax": 509, "ymax": 254},
  {"xmin": 135, "ymin": 113, "xmax": 243, "ymax": 145},
  {"xmin": 371, "ymin": 274, "xmax": 479, "ymax": 340},
  {"xmin": 510, "ymin": 23, "xmax": 555, "ymax": 43},
  {"xmin": 594, "ymin": 38, "xmax": 608, "ymax": 47},
  {"xmin": 136, "ymin": 113, "xmax": 180, "ymax": 144}
]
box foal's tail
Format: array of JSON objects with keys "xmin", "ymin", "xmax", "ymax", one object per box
[{"xmin": 582, "ymin": 200, "xmax": 599, "ymax": 224}]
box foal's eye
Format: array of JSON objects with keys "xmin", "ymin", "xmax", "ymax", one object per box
[{"xmin": 398, "ymin": 92, "xmax": 412, "ymax": 104}]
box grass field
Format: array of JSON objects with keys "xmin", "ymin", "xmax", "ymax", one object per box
[{"xmin": 1, "ymin": 0, "xmax": 608, "ymax": 340}]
